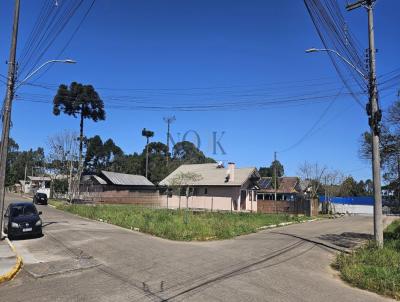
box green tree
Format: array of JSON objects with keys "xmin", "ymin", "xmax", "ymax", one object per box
[
  {"xmin": 259, "ymin": 160, "xmax": 284, "ymax": 190},
  {"xmin": 339, "ymin": 177, "xmax": 367, "ymax": 197},
  {"xmin": 259, "ymin": 160, "xmax": 284, "ymax": 178},
  {"xmin": 258, "ymin": 166, "xmax": 272, "ymax": 177},
  {"xmin": 5, "ymin": 139, "xmax": 45, "ymax": 186},
  {"xmin": 172, "ymin": 141, "xmax": 215, "ymax": 164},
  {"xmin": 145, "ymin": 142, "xmax": 169, "ymax": 184},
  {"xmin": 110, "ymin": 153, "xmax": 143, "ymax": 175},
  {"xmin": 84, "ymin": 135, "xmax": 124, "ymax": 173},
  {"xmin": 360, "ymin": 97, "xmax": 400, "ymax": 199},
  {"xmin": 53, "ymin": 82, "xmax": 106, "ymax": 165}
]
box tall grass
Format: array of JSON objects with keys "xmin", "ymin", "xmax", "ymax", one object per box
[
  {"xmin": 334, "ymin": 219, "xmax": 400, "ymax": 300},
  {"xmin": 52, "ymin": 202, "xmax": 309, "ymax": 241}
]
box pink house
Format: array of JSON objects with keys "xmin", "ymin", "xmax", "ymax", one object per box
[{"xmin": 159, "ymin": 162, "xmax": 260, "ymax": 211}]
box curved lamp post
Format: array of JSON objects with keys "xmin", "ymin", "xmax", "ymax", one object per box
[
  {"xmin": 306, "ymin": 46, "xmax": 384, "ymax": 246},
  {"xmin": 16, "ymin": 59, "xmax": 76, "ymax": 90},
  {"xmin": 305, "ymin": 48, "xmax": 366, "ymax": 79}
]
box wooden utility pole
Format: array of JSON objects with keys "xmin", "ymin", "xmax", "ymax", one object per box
[
  {"xmin": 274, "ymin": 151, "xmax": 277, "ymax": 213},
  {"xmin": 274, "ymin": 151, "xmax": 277, "ymax": 201},
  {"xmin": 0, "ymin": 0, "xmax": 20, "ymax": 239},
  {"xmin": 346, "ymin": 0, "xmax": 383, "ymax": 246}
]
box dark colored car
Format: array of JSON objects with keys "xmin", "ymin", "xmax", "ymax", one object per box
[
  {"xmin": 3, "ymin": 202, "xmax": 43, "ymax": 239},
  {"xmin": 33, "ymin": 192, "xmax": 48, "ymax": 205}
]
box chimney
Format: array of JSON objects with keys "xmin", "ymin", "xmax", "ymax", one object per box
[{"xmin": 228, "ymin": 162, "xmax": 235, "ymax": 182}]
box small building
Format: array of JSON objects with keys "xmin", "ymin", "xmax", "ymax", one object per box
[
  {"xmin": 19, "ymin": 176, "xmax": 51, "ymax": 197},
  {"xmin": 257, "ymin": 177, "xmax": 302, "ymax": 201},
  {"xmin": 80, "ymin": 170, "xmax": 156, "ymax": 193},
  {"xmin": 159, "ymin": 162, "xmax": 260, "ymax": 211}
]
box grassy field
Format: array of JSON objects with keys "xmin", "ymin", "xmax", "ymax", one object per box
[
  {"xmin": 334, "ymin": 219, "xmax": 400, "ymax": 300},
  {"xmin": 49, "ymin": 200, "xmax": 311, "ymax": 241}
]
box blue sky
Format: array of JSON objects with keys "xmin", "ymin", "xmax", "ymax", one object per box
[{"xmin": 0, "ymin": 0, "xmax": 399, "ymax": 180}]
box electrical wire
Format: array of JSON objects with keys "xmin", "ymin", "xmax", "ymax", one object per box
[
  {"xmin": 278, "ymin": 87, "xmax": 344, "ymax": 153},
  {"xmin": 304, "ymin": 0, "xmax": 368, "ymax": 108}
]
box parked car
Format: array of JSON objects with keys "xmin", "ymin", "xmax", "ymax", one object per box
[
  {"xmin": 33, "ymin": 192, "xmax": 48, "ymax": 205},
  {"xmin": 3, "ymin": 202, "xmax": 42, "ymax": 239}
]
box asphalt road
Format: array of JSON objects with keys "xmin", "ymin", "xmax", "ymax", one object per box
[{"xmin": 0, "ymin": 193, "xmax": 393, "ymax": 302}]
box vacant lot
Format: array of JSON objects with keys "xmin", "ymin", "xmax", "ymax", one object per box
[
  {"xmin": 334, "ymin": 219, "xmax": 400, "ymax": 300},
  {"xmin": 50, "ymin": 200, "xmax": 310, "ymax": 240}
]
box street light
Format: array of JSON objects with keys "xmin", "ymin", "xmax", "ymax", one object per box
[
  {"xmin": 16, "ymin": 59, "xmax": 76, "ymax": 89},
  {"xmin": 0, "ymin": 58, "xmax": 76, "ymax": 239},
  {"xmin": 306, "ymin": 45, "xmax": 384, "ymax": 246},
  {"xmin": 305, "ymin": 48, "xmax": 366, "ymax": 79}
]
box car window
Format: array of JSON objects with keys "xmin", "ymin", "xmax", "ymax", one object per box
[
  {"xmin": 37, "ymin": 193, "xmax": 47, "ymax": 198},
  {"xmin": 11, "ymin": 205, "xmax": 38, "ymax": 217}
]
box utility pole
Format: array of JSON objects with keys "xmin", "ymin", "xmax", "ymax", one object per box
[
  {"xmin": 346, "ymin": 0, "xmax": 383, "ymax": 246},
  {"xmin": 0, "ymin": 0, "xmax": 20, "ymax": 239},
  {"xmin": 274, "ymin": 151, "xmax": 277, "ymax": 214},
  {"xmin": 163, "ymin": 116, "xmax": 175, "ymax": 165},
  {"xmin": 145, "ymin": 137, "xmax": 149, "ymax": 179},
  {"xmin": 142, "ymin": 128, "xmax": 154, "ymax": 179},
  {"xmin": 274, "ymin": 151, "xmax": 277, "ymax": 201}
]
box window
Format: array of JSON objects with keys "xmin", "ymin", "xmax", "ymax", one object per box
[
  {"xmin": 204, "ymin": 188, "xmax": 208, "ymax": 195},
  {"xmin": 11, "ymin": 205, "xmax": 37, "ymax": 217},
  {"xmin": 249, "ymin": 191, "xmax": 252, "ymax": 201}
]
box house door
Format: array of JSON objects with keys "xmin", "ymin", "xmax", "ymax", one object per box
[{"xmin": 240, "ymin": 190, "xmax": 247, "ymax": 210}]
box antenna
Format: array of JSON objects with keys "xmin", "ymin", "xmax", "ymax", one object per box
[{"xmin": 163, "ymin": 116, "xmax": 176, "ymax": 165}]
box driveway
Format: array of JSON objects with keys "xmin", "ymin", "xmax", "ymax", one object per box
[{"xmin": 0, "ymin": 193, "xmax": 393, "ymax": 301}]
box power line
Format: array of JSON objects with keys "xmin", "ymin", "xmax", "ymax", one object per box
[
  {"xmin": 304, "ymin": 0, "xmax": 368, "ymax": 108},
  {"xmin": 16, "ymin": 90, "xmax": 356, "ymax": 111},
  {"xmin": 31, "ymin": 0, "xmax": 97, "ymax": 82},
  {"xmin": 17, "ymin": 0, "xmax": 85, "ymax": 79},
  {"xmin": 278, "ymin": 87, "xmax": 344, "ymax": 153}
]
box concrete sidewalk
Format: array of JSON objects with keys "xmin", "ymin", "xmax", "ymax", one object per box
[{"xmin": 0, "ymin": 237, "xmax": 23, "ymax": 283}]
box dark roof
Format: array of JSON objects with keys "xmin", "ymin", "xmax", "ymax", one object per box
[
  {"xmin": 258, "ymin": 177, "xmax": 300, "ymax": 194},
  {"xmin": 258, "ymin": 177, "xmax": 272, "ymax": 189}
]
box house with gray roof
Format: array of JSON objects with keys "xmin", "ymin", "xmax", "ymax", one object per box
[
  {"xmin": 159, "ymin": 162, "xmax": 260, "ymax": 211},
  {"xmin": 80, "ymin": 170, "xmax": 156, "ymax": 193}
]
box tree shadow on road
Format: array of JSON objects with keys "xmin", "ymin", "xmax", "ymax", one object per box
[{"xmin": 318, "ymin": 232, "xmax": 372, "ymax": 249}]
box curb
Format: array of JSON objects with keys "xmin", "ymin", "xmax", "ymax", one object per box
[
  {"xmin": 257, "ymin": 218, "xmax": 320, "ymax": 231},
  {"xmin": 0, "ymin": 238, "xmax": 23, "ymax": 284}
]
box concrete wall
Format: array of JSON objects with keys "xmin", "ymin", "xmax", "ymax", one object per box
[{"xmin": 329, "ymin": 203, "xmax": 373, "ymax": 215}]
